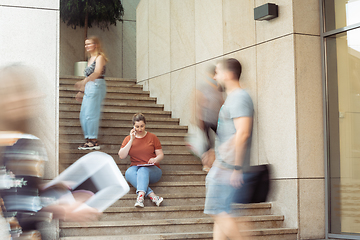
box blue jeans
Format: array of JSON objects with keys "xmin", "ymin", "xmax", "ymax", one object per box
[
  {"xmin": 80, "ymin": 79, "xmax": 106, "ymax": 139},
  {"xmin": 125, "ymin": 166, "xmax": 162, "ymax": 196}
]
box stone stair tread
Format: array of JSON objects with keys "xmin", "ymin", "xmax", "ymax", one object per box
[
  {"xmin": 60, "ymin": 76, "xmax": 137, "ymax": 82},
  {"xmin": 105, "ymin": 202, "xmax": 272, "ymax": 212},
  {"xmin": 59, "ymin": 122, "xmax": 187, "ymax": 129},
  {"xmin": 59, "ymin": 93, "xmax": 157, "ymax": 101},
  {"xmin": 60, "ymin": 217, "xmax": 212, "ymax": 228},
  {"xmin": 59, "ymin": 107, "xmax": 172, "ymax": 115},
  {"xmin": 60, "ymin": 158, "xmax": 199, "ymax": 166},
  {"xmin": 61, "ymin": 86, "xmax": 145, "ymax": 93},
  {"xmin": 59, "ymin": 115, "xmax": 179, "ymax": 122},
  {"xmin": 146, "ymin": 181, "xmax": 205, "ymax": 187},
  {"xmin": 59, "ymin": 149, "xmax": 193, "ymax": 155},
  {"xmin": 60, "ymin": 139, "xmax": 186, "ymax": 146},
  {"xmin": 60, "ymin": 227, "xmax": 298, "ymax": 240},
  {"xmin": 162, "ymin": 170, "xmax": 206, "ymax": 175},
  {"xmin": 61, "ymin": 215, "xmax": 285, "ymax": 228},
  {"xmin": 59, "ymin": 232, "xmax": 213, "ymax": 240},
  {"xmin": 60, "ymin": 130, "xmax": 186, "ymax": 136},
  {"xmin": 104, "ymin": 205, "xmax": 206, "ymax": 213},
  {"xmin": 121, "ymin": 192, "xmax": 206, "ymax": 199},
  {"xmin": 60, "ymin": 82, "xmax": 143, "ymax": 89},
  {"xmin": 248, "ymin": 227, "xmax": 298, "ymax": 236},
  {"xmin": 59, "ymin": 99, "xmax": 163, "ymax": 108},
  {"xmin": 59, "ymin": 86, "xmax": 149, "ymax": 94},
  {"xmin": 60, "ymin": 80, "xmax": 138, "ymax": 87}
]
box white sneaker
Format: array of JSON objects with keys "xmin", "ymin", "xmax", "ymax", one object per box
[
  {"xmin": 150, "ymin": 195, "xmax": 163, "ymax": 207},
  {"xmin": 134, "ymin": 194, "xmax": 144, "ymax": 208}
]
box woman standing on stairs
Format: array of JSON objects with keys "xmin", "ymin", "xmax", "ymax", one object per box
[
  {"xmin": 119, "ymin": 113, "xmax": 164, "ymax": 208},
  {"xmin": 75, "ymin": 36, "xmax": 107, "ymax": 150}
]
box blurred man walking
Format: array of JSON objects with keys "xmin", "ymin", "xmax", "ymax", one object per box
[{"xmin": 204, "ymin": 58, "xmax": 254, "ymax": 240}]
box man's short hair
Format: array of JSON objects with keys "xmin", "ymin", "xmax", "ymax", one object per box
[{"xmin": 220, "ymin": 58, "xmax": 242, "ymax": 81}]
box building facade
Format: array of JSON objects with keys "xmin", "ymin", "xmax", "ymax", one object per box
[
  {"xmin": 137, "ymin": 0, "xmax": 324, "ymax": 239},
  {"xmin": 2, "ymin": 0, "xmax": 360, "ymax": 239},
  {"xmin": 322, "ymin": 0, "xmax": 360, "ymax": 239}
]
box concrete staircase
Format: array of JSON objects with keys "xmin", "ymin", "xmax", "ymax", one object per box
[{"xmin": 58, "ymin": 76, "xmax": 298, "ymax": 240}]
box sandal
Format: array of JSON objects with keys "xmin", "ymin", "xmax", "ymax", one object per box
[{"xmin": 78, "ymin": 140, "xmax": 100, "ymax": 150}]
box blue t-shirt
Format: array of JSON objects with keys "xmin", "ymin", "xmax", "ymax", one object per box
[{"xmin": 214, "ymin": 88, "xmax": 254, "ymax": 169}]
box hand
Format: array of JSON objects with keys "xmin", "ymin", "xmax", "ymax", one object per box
[
  {"xmin": 75, "ymin": 80, "xmax": 86, "ymax": 91},
  {"xmin": 230, "ymin": 170, "xmax": 244, "ymax": 188},
  {"xmin": 130, "ymin": 128, "xmax": 136, "ymax": 140},
  {"xmin": 75, "ymin": 92, "xmax": 84, "ymax": 102},
  {"xmin": 148, "ymin": 158, "xmax": 157, "ymax": 164}
]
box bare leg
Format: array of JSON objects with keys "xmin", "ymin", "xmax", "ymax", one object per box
[
  {"xmin": 213, "ymin": 221, "xmax": 227, "ymax": 240},
  {"xmin": 212, "ymin": 213, "xmax": 243, "ymax": 240}
]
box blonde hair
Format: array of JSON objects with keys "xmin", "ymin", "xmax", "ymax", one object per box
[{"xmin": 86, "ymin": 36, "xmax": 109, "ymax": 62}]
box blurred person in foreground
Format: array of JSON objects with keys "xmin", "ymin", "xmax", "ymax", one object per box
[
  {"xmin": 75, "ymin": 36, "xmax": 107, "ymax": 150},
  {"xmin": 195, "ymin": 65, "xmax": 224, "ymax": 172},
  {"xmin": 118, "ymin": 113, "xmax": 164, "ymax": 208},
  {"xmin": 0, "ymin": 65, "xmax": 100, "ymax": 239},
  {"xmin": 204, "ymin": 58, "xmax": 254, "ymax": 240}
]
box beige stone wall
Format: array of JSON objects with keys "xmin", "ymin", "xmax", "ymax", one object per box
[
  {"xmin": 137, "ymin": 0, "xmax": 324, "ymax": 239},
  {"xmin": 0, "ymin": 0, "xmax": 60, "ymax": 180},
  {"xmin": 59, "ymin": 0, "xmax": 139, "ymax": 78}
]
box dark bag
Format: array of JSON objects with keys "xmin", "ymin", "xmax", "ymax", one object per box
[{"xmin": 233, "ymin": 164, "xmax": 270, "ymax": 204}]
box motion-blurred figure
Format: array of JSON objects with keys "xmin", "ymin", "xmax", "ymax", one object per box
[
  {"xmin": 0, "ymin": 65, "xmax": 100, "ymax": 239},
  {"xmin": 195, "ymin": 65, "xmax": 223, "ymax": 172},
  {"xmin": 204, "ymin": 58, "xmax": 254, "ymax": 240}
]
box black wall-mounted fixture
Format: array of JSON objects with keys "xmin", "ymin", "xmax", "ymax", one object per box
[{"xmin": 254, "ymin": 3, "xmax": 278, "ymax": 21}]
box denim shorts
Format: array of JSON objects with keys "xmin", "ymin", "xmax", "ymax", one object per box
[{"xmin": 204, "ymin": 167, "xmax": 237, "ymax": 216}]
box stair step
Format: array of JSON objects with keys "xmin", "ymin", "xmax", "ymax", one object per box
[
  {"xmin": 60, "ymin": 78, "xmax": 138, "ymax": 87},
  {"xmin": 59, "ymin": 155, "xmax": 197, "ymax": 164},
  {"xmin": 101, "ymin": 205, "xmax": 208, "ymax": 220},
  {"xmin": 60, "ymin": 92, "xmax": 157, "ymax": 102},
  {"xmin": 59, "ymin": 121, "xmax": 187, "ymax": 130},
  {"xmin": 125, "ymin": 181, "xmax": 206, "ymax": 195},
  {"xmin": 60, "ymin": 141, "xmax": 188, "ymax": 152},
  {"xmin": 111, "ymin": 196, "xmax": 272, "ymax": 216},
  {"xmin": 60, "ymin": 131, "xmax": 185, "ymax": 140},
  {"xmin": 60, "ymin": 85, "xmax": 148, "ymax": 94},
  {"xmin": 60, "ymin": 217, "xmax": 213, "ymax": 236},
  {"xmin": 60, "ymin": 227, "xmax": 298, "ymax": 240},
  {"xmin": 59, "ymin": 149, "xmax": 193, "ymax": 156},
  {"xmin": 60, "ymin": 216, "xmax": 291, "ymax": 237},
  {"xmin": 60, "ymin": 132, "xmax": 185, "ymax": 142},
  {"xmin": 60, "ymin": 105, "xmax": 169, "ymax": 114},
  {"xmin": 60, "ymin": 76, "xmax": 137, "ymax": 83},
  {"xmin": 59, "ymin": 115, "xmax": 179, "ymax": 124},
  {"xmin": 60, "ymin": 139, "xmax": 186, "ymax": 145},
  {"xmin": 61, "ymin": 91, "xmax": 149, "ymax": 98},
  {"xmin": 112, "ymin": 192, "xmax": 206, "ymax": 207},
  {"xmin": 59, "ymin": 107, "xmax": 172, "ymax": 118},
  {"xmin": 60, "ymin": 81, "xmax": 144, "ymax": 90},
  {"xmin": 59, "ymin": 99, "xmax": 163, "ymax": 109},
  {"xmin": 98, "ymin": 202, "xmax": 267, "ymax": 217}
]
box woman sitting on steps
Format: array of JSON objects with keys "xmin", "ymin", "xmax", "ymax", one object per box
[{"xmin": 118, "ymin": 113, "xmax": 164, "ymax": 208}]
